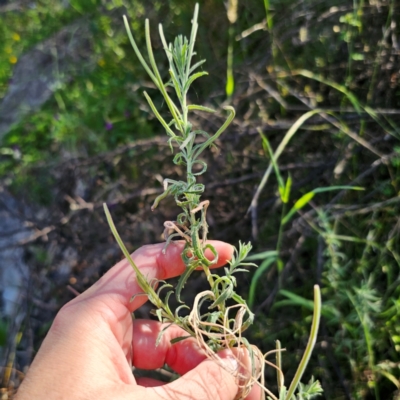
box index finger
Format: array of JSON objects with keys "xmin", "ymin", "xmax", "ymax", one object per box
[{"xmin": 81, "ymin": 240, "xmax": 233, "ymax": 312}]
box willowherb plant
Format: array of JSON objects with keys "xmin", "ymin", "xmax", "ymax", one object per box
[{"xmin": 104, "ymin": 4, "xmax": 322, "ymax": 400}]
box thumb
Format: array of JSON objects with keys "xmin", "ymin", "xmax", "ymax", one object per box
[{"xmin": 151, "ymin": 357, "xmax": 239, "ymax": 400}]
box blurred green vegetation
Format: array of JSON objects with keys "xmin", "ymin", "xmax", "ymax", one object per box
[{"xmin": 1, "ymin": 0, "xmax": 399, "ymax": 399}]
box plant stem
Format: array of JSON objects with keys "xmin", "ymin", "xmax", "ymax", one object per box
[{"xmin": 285, "ymin": 285, "xmax": 322, "ymax": 400}]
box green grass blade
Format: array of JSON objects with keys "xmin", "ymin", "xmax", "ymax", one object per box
[
  {"xmin": 275, "ymin": 289, "xmax": 339, "ymax": 319},
  {"xmin": 249, "ymin": 109, "xmax": 322, "ymax": 217},
  {"xmin": 258, "ymin": 128, "xmax": 285, "ymax": 192},
  {"xmin": 294, "ymin": 69, "xmax": 362, "ymax": 113},
  {"xmin": 282, "ymin": 185, "xmax": 365, "ymax": 226},
  {"xmin": 248, "ymin": 256, "xmax": 277, "ymax": 308},
  {"xmin": 245, "ymin": 250, "xmax": 278, "ymax": 261},
  {"xmin": 281, "ymin": 174, "xmax": 292, "ymax": 204}
]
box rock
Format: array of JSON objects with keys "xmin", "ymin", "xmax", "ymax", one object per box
[
  {"xmin": 0, "ymin": 19, "xmax": 95, "ymax": 140},
  {"xmin": 0, "ymin": 190, "xmax": 31, "ymax": 317}
]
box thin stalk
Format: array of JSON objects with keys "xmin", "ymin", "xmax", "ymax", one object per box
[
  {"xmin": 285, "ymin": 285, "xmax": 322, "ymax": 400},
  {"xmin": 276, "ymin": 202, "xmax": 287, "ymax": 262},
  {"xmin": 264, "ymin": 0, "xmax": 273, "ymax": 31},
  {"xmin": 276, "ymin": 340, "xmax": 284, "ymax": 391}
]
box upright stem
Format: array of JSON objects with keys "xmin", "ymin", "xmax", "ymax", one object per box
[
  {"xmin": 276, "ymin": 202, "xmax": 287, "ymax": 280},
  {"xmin": 285, "ymin": 285, "xmax": 322, "ymax": 400}
]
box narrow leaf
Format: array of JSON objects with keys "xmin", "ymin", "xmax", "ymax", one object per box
[
  {"xmin": 156, "ymin": 323, "xmax": 173, "ymax": 347},
  {"xmin": 175, "ymin": 264, "xmax": 198, "ymax": 303},
  {"xmin": 184, "ymin": 71, "xmax": 208, "ymax": 92},
  {"xmin": 123, "ymin": 16, "xmax": 159, "ymax": 89},
  {"xmin": 281, "ymin": 192, "xmax": 315, "ymax": 225},
  {"xmin": 143, "ymin": 92, "xmax": 177, "ymax": 137},
  {"xmin": 245, "ymin": 250, "xmax": 278, "ymax": 261},
  {"xmin": 294, "ymin": 192, "xmax": 315, "ymax": 210},
  {"xmin": 187, "ymin": 104, "xmax": 216, "ymax": 113},
  {"xmin": 282, "ymin": 185, "xmax": 364, "ymax": 226},
  {"xmin": 210, "ymin": 284, "xmax": 234, "ymax": 308},
  {"xmin": 248, "ymin": 256, "xmax": 277, "ymax": 308},
  {"xmin": 258, "ymin": 128, "xmax": 285, "ymax": 191},
  {"xmin": 281, "ymin": 174, "xmax": 292, "ymax": 204},
  {"xmin": 193, "ymin": 106, "xmax": 235, "ymax": 159},
  {"xmin": 170, "ymin": 335, "xmax": 192, "ymax": 344},
  {"xmin": 189, "ymin": 59, "xmax": 206, "ymax": 74}
]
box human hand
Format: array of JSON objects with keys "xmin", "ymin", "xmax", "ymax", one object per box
[{"xmin": 15, "ymin": 241, "xmax": 261, "ymax": 400}]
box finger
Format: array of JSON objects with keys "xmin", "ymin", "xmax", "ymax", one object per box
[
  {"xmin": 132, "ymin": 320, "xmax": 207, "ymax": 375},
  {"xmin": 218, "ymin": 348, "xmax": 264, "ymax": 400},
  {"xmin": 245, "ymin": 383, "xmax": 263, "ymax": 400},
  {"xmin": 80, "ymin": 240, "xmax": 233, "ymax": 313},
  {"xmin": 132, "ymin": 320, "xmax": 263, "ymax": 399},
  {"xmin": 150, "ymin": 357, "xmax": 239, "ymax": 400}
]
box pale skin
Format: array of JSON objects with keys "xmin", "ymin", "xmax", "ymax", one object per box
[{"xmin": 15, "ymin": 241, "xmax": 262, "ymax": 400}]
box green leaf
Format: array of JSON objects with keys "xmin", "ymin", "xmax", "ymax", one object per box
[
  {"xmin": 279, "ymin": 289, "xmax": 315, "ymax": 310},
  {"xmin": 281, "ymin": 174, "xmax": 292, "ymax": 204},
  {"xmin": 282, "ymin": 185, "xmax": 364, "ymax": 225},
  {"xmin": 123, "ymin": 16, "xmax": 159, "ymax": 89},
  {"xmin": 169, "ymin": 69, "xmax": 183, "ymax": 100},
  {"xmin": 143, "ymin": 19, "xmax": 182, "ymax": 132},
  {"xmin": 277, "ymin": 257, "xmax": 284, "ymax": 273},
  {"xmin": 245, "ymin": 250, "xmax": 278, "ymax": 261},
  {"xmin": 104, "ymin": 204, "xmax": 154, "ymax": 300},
  {"xmin": 156, "ymin": 308, "xmax": 163, "ymax": 322},
  {"xmin": 184, "ymin": 71, "xmax": 208, "ymax": 92},
  {"xmin": 294, "ymin": 69, "xmax": 362, "ymax": 113},
  {"xmin": 248, "ymin": 255, "xmax": 277, "ymax": 308},
  {"xmin": 174, "ymin": 304, "xmax": 190, "ymax": 318},
  {"xmin": 210, "ymin": 283, "xmax": 234, "ymax": 308},
  {"xmin": 156, "ymin": 323, "xmax": 173, "ymax": 346},
  {"xmin": 250, "ymin": 109, "xmax": 323, "ymax": 215},
  {"xmin": 351, "ymin": 53, "xmax": 364, "ymax": 61},
  {"xmin": 170, "ymin": 335, "xmax": 192, "ymax": 344},
  {"xmin": 185, "ymin": 3, "xmax": 200, "ymax": 79},
  {"xmin": 143, "ymin": 92, "xmax": 177, "ymax": 137},
  {"xmin": 187, "ymin": 104, "xmax": 216, "ymax": 113},
  {"xmin": 175, "ymin": 263, "xmax": 198, "ymax": 303},
  {"xmin": 312, "ymin": 185, "xmax": 364, "ymax": 194},
  {"xmin": 294, "ymin": 192, "xmax": 315, "ymax": 210},
  {"xmin": 258, "ymin": 128, "xmax": 285, "ymax": 192},
  {"xmin": 226, "ymin": 73, "xmax": 235, "ymax": 97},
  {"xmin": 189, "ymin": 59, "xmax": 206, "ymax": 74},
  {"xmin": 193, "ymin": 106, "xmax": 235, "ymax": 159},
  {"xmin": 296, "ymin": 377, "xmax": 324, "ymax": 399}
]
